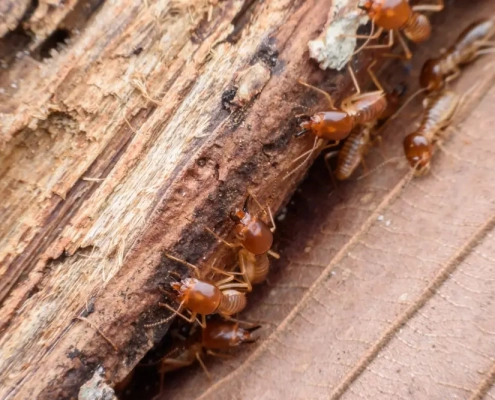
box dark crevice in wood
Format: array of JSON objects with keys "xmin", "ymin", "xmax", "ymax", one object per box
[
  {"xmin": 226, "ymin": 0, "xmax": 259, "ymax": 44},
  {"xmin": 36, "ymin": 28, "xmax": 70, "ymax": 60}
]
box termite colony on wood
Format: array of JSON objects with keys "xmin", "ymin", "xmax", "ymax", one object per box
[
  {"xmin": 139, "ymin": 192, "xmax": 277, "ymax": 393},
  {"xmin": 135, "ymin": 2, "xmax": 495, "ymax": 396},
  {"xmin": 294, "ymin": 5, "xmax": 495, "ymax": 180}
]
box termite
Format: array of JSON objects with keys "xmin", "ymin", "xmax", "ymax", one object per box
[
  {"xmin": 356, "ymin": 0, "xmax": 444, "ymax": 59},
  {"xmin": 420, "ymin": 19, "xmax": 495, "ymax": 91},
  {"xmin": 327, "ymin": 86, "xmax": 405, "ymax": 180},
  {"xmin": 289, "ymin": 63, "xmax": 388, "ymax": 177},
  {"xmin": 158, "ymin": 320, "xmax": 260, "ymax": 381},
  {"xmin": 145, "ymin": 253, "xmax": 250, "ymax": 328},
  {"xmin": 403, "ymin": 90, "xmax": 460, "ymax": 175},
  {"xmin": 206, "ymin": 192, "xmax": 278, "ymax": 291},
  {"xmin": 297, "ymin": 63, "xmax": 387, "ymax": 141},
  {"xmin": 312, "ymin": 82, "xmax": 403, "ymax": 181}
]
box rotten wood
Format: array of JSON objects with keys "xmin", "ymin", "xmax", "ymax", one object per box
[{"xmin": 0, "ymin": 0, "xmax": 376, "ymax": 398}]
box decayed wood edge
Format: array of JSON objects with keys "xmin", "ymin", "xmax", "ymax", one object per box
[
  {"xmin": 0, "ymin": 0, "xmax": 31, "ymax": 38},
  {"xmin": 0, "ymin": 0, "xmax": 381, "ymax": 398}
]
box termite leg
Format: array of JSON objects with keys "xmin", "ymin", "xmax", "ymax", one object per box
[
  {"xmin": 267, "ymin": 249, "xmax": 280, "ymax": 259},
  {"xmin": 210, "ymin": 267, "xmax": 248, "ymax": 287},
  {"xmin": 246, "ymin": 190, "xmax": 276, "ymax": 232},
  {"xmin": 212, "ymin": 275, "xmax": 235, "ymax": 286},
  {"xmin": 205, "ymin": 227, "xmax": 242, "ymax": 249},
  {"xmin": 163, "ymin": 253, "xmax": 200, "ymax": 278},
  {"xmin": 444, "ymin": 67, "xmax": 461, "ymax": 85},
  {"xmin": 475, "ymin": 47, "xmax": 495, "ymax": 56},
  {"xmin": 158, "ymin": 286, "xmax": 175, "ymax": 298},
  {"xmin": 379, "ymin": 30, "xmax": 412, "ymax": 60},
  {"xmin": 297, "ymin": 80, "xmax": 336, "ymax": 109},
  {"xmin": 195, "ymin": 353, "xmax": 212, "ymax": 380},
  {"xmin": 161, "ymin": 358, "xmax": 194, "ymax": 368},
  {"xmin": 359, "ymin": 29, "xmax": 394, "ymax": 52},
  {"xmin": 158, "ymin": 302, "xmax": 201, "ymax": 326},
  {"xmin": 217, "ymin": 281, "xmax": 251, "ymax": 291},
  {"xmin": 347, "ymin": 63, "xmax": 361, "ymax": 94},
  {"xmin": 412, "ymin": 0, "xmax": 444, "ymax": 12},
  {"xmin": 210, "ymin": 265, "xmax": 245, "ymax": 279},
  {"xmin": 224, "ymin": 316, "xmax": 262, "ymax": 329},
  {"xmin": 238, "ymin": 252, "xmax": 254, "ymax": 292},
  {"xmin": 395, "ymin": 30, "xmax": 412, "ymax": 60},
  {"xmin": 206, "ymin": 350, "xmax": 233, "ymax": 359},
  {"xmin": 366, "ymin": 59, "xmax": 384, "ymax": 92},
  {"xmin": 370, "ymin": 134, "xmax": 382, "ymax": 147},
  {"xmin": 267, "ymin": 206, "xmax": 276, "ymax": 233},
  {"xmin": 346, "ymin": 21, "xmax": 383, "ymax": 40},
  {"xmin": 323, "ymin": 151, "xmax": 339, "ymax": 174},
  {"xmin": 323, "ymin": 151, "xmax": 339, "ymax": 190},
  {"xmin": 285, "ymin": 137, "xmax": 326, "ymax": 180},
  {"xmin": 158, "ymin": 357, "xmax": 194, "ymax": 393},
  {"xmin": 352, "ymin": 22, "xmax": 384, "ymax": 56}
]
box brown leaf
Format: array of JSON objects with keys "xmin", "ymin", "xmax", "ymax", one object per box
[{"xmin": 160, "ymin": 3, "xmax": 495, "ymax": 399}]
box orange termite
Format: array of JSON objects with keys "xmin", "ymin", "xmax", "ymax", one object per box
[
  {"xmin": 201, "ymin": 320, "xmax": 261, "ymax": 349},
  {"xmin": 403, "ymin": 90, "xmax": 459, "ymax": 175},
  {"xmin": 329, "ymin": 86, "xmax": 405, "ymax": 180},
  {"xmin": 289, "ymin": 63, "xmax": 388, "ymax": 177},
  {"xmin": 157, "ymin": 320, "xmax": 260, "ymax": 386},
  {"xmin": 356, "ymin": 0, "xmax": 444, "ymax": 59},
  {"xmin": 145, "ymin": 253, "xmax": 250, "ymax": 328},
  {"xmin": 206, "ymin": 192, "xmax": 278, "ymax": 291},
  {"xmin": 296, "ymin": 63, "xmax": 387, "ymax": 142},
  {"xmin": 420, "ymin": 19, "xmax": 495, "ymax": 91}
]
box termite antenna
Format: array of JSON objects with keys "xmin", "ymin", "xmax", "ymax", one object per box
[
  {"xmin": 390, "ymin": 87, "xmax": 428, "ymax": 120},
  {"xmin": 163, "ymin": 252, "xmax": 199, "ymax": 276},
  {"xmin": 294, "ymin": 129, "xmax": 309, "ymax": 138},
  {"xmin": 144, "ymin": 313, "xmax": 177, "ymax": 328},
  {"xmin": 284, "ymin": 137, "xmax": 321, "ymax": 180},
  {"xmin": 401, "ymin": 163, "xmax": 418, "ymax": 192},
  {"xmin": 356, "ymin": 156, "xmax": 404, "ymax": 180}
]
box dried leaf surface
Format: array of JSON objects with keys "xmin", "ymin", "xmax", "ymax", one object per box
[{"xmin": 161, "ymin": 3, "xmax": 495, "ymax": 399}]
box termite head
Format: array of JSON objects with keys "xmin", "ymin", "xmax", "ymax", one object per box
[
  {"xmin": 358, "ymin": 0, "xmax": 411, "ymax": 30},
  {"xmin": 420, "ymin": 59, "xmax": 444, "ymax": 91},
  {"xmin": 171, "ymin": 278, "xmax": 222, "ymax": 315},
  {"xmin": 298, "ymin": 111, "xmax": 353, "ymax": 141},
  {"xmin": 171, "ymin": 279, "xmax": 193, "ymax": 302},
  {"xmin": 235, "ymin": 324, "xmax": 262, "ymax": 345},
  {"xmin": 403, "ymin": 132, "xmax": 432, "ymax": 174},
  {"xmin": 201, "ymin": 321, "xmax": 261, "ymax": 349},
  {"xmin": 230, "ymin": 196, "xmax": 273, "ymax": 255},
  {"xmin": 357, "ymin": 0, "xmax": 378, "ymax": 15}
]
